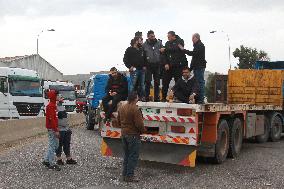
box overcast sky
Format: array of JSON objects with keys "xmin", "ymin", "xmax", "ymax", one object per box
[{"xmin": 0, "ymin": 0, "xmax": 283, "ymax": 75}]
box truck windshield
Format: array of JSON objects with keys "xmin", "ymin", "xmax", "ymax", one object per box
[
  {"xmin": 9, "ymin": 79, "xmax": 42, "ymax": 97},
  {"xmin": 59, "ymin": 90, "xmax": 76, "ymax": 101}
]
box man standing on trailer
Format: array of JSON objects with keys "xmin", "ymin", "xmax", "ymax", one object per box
[
  {"xmin": 179, "ymin": 33, "xmax": 207, "ymax": 104},
  {"xmin": 143, "ymin": 30, "xmax": 163, "ymax": 102}
]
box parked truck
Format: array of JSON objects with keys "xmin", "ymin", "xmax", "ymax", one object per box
[
  {"xmin": 43, "ymin": 81, "xmax": 77, "ymax": 113},
  {"xmin": 0, "ymin": 67, "xmax": 44, "ymax": 119},
  {"xmin": 98, "ymin": 69, "xmax": 284, "ymax": 167}
]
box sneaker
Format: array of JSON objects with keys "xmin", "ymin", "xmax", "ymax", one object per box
[
  {"xmin": 66, "ymin": 159, "xmax": 77, "ymax": 165},
  {"xmin": 124, "ymin": 176, "xmax": 139, "ymax": 182},
  {"xmin": 57, "ymin": 159, "xmax": 64, "ymax": 165},
  {"xmin": 48, "ymin": 164, "xmax": 61, "ymax": 171},
  {"xmin": 42, "ymin": 161, "xmax": 50, "ymax": 167}
]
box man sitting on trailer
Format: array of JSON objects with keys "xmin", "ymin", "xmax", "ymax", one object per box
[
  {"xmin": 102, "ymin": 67, "xmax": 128, "ymax": 122},
  {"xmin": 171, "ymin": 67, "xmax": 199, "ymax": 104}
]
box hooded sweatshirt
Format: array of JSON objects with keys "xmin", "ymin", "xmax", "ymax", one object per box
[{"xmin": 45, "ymin": 90, "xmax": 58, "ymax": 132}]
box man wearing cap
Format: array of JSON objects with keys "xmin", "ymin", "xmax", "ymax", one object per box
[{"xmin": 102, "ymin": 67, "xmax": 128, "ymax": 122}]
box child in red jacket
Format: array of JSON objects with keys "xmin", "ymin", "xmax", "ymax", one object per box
[{"xmin": 42, "ymin": 90, "xmax": 61, "ymax": 171}]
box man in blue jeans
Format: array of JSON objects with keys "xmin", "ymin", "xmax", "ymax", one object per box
[
  {"xmin": 123, "ymin": 36, "xmax": 147, "ymax": 101},
  {"xmin": 178, "ymin": 33, "xmax": 207, "ymax": 103},
  {"xmin": 117, "ymin": 92, "xmax": 146, "ymax": 182}
]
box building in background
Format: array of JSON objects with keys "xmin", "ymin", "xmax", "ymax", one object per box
[{"xmin": 0, "ymin": 54, "xmax": 63, "ymax": 80}]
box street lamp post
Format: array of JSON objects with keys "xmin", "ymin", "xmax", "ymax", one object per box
[
  {"xmin": 36, "ymin": 29, "xmax": 55, "ymax": 55},
  {"xmin": 210, "ymin": 30, "xmax": 231, "ymax": 70}
]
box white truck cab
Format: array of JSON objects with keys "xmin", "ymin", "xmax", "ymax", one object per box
[
  {"xmin": 0, "ymin": 67, "xmax": 44, "ymax": 119},
  {"xmin": 43, "ymin": 81, "xmax": 77, "ymax": 113}
]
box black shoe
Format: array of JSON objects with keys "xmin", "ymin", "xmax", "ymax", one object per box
[
  {"xmin": 42, "ymin": 161, "xmax": 50, "ymax": 167},
  {"xmin": 161, "ymin": 98, "xmax": 167, "ymax": 102},
  {"xmin": 48, "ymin": 164, "xmax": 61, "ymax": 171},
  {"xmin": 154, "ymin": 98, "xmax": 160, "ymax": 102},
  {"xmin": 57, "ymin": 159, "xmax": 64, "ymax": 165},
  {"xmin": 66, "ymin": 159, "xmax": 77, "ymax": 165},
  {"xmin": 124, "ymin": 176, "xmax": 139, "ymax": 182}
]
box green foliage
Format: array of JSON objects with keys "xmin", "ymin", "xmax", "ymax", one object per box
[
  {"xmin": 233, "ymin": 45, "xmax": 270, "ymax": 69},
  {"xmin": 205, "ymin": 73, "xmax": 218, "ymax": 103}
]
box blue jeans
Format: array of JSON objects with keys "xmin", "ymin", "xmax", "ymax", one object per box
[
  {"xmin": 122, "ymin": 135, "xmax": 141, "ymax": 177},
  {"xmin": 44, "ymin": 130, "xmax": 59, "ymax": 166},
  {"xmin": 193, "ymin": 68, "xmax": 205, "ymax": 103},
  {"xmin": 130, "ymin": 69, "xmax": 145, "ymax": 98}
]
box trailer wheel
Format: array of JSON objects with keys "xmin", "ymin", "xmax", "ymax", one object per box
[
  {"xmin": 269, "ymin": 114, "xmax": 282, "ymax": 142},
  {"xmin": 86, "ymin": 110, "xmax": 95, "ymax": 130},
  {"xmin": 228, "ymin": 118, "xmax": 243, "ymax": 158},
  {"xmin": 256, "ymin": 116, "xmax": 270, "ymax": 143},
  {"xmin": 213, "ymin": 119, "xmax": 229, "ymax": 164}
]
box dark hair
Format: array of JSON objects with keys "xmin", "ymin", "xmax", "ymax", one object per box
[
  {"xmin": 110, "ymin": 67, "xmax": 117, "ymax": 72},
  {"xmin": 168, "ymin": 31, "xmax": 176, "ymax": 36},
  {"xmin": 182, "ymin": 67, "xmax": 190, "ymax": 72},
  {"xmin": 127, "ymin": 91, "xmax": 138, "ymax": 103},
  {"xmin": 135, "ymin": 31, "xmax": 142, "ymax": 37},
  {"xmin": 130, "ymin": 36, "xmax": 142, "ymax": 46},
  {"xmin": 147, "ymin": 30, "xmax": 154, "ymax": 37}
]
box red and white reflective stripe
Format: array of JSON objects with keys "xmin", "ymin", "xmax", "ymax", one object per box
[{"xmin": 143, "ymin": 114, "xmax": 195, "ymax": 123}]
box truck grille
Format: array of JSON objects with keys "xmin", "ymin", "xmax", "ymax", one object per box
[
  {"xmin": 65, "ymin": 105, "xmax": 76, "ymax": 112},
  {"xmin": 13, "ymin": 102, "xmax": 43, "ymax": 116}
]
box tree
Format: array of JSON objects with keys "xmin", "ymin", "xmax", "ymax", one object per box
[
  {"xmin": 205, "ymin": 72, "xmax": 218, "ymax": 103},
  {"xmin": 233, "ymin": 45, "xmax": 270, "ymax": 69}
]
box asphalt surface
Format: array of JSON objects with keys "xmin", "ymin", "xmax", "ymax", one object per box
[{"xmin": 1, "ymin": 126, "xmax": 284, "ymax": 189}]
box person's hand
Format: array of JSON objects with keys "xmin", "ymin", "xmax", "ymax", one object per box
[
  {"xmin": 55, "ymin": 131, "xmax": 60, "ymax": 139},
  {"xmin": 189, "ymin": 94, "xmax": 196, "ymax": 104},
  {"xmin": 178, "ymin": 44, "xmax": 184, "ymax": 50},
  {"xmin": 165, "ymin": 64, "xmax": 170, "ymax": 71},
  {"xmin": 129, "ymin": 66, "xmax": 134, "ymax": 72},
  {"xmin": 143, "ymin": 66, "xmax": 147, "ymax": 71},
  {"xmin": 160, "ymin": 48, "xmax": 165, "ymax": 53}
]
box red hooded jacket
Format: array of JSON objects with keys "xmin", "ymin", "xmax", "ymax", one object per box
[{"xmin": 46, "ymin": 90, "xmax": 58, "ymax": 132}]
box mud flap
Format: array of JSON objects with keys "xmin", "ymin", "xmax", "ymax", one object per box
[{"xmin": 101, "ymin": 137, "xmax": 197, "ymax": 167}]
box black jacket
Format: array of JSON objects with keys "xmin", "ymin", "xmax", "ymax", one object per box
[
  {"xmin": 105, "ymin": 73, "xmax": 128, "ymax": 98},
  {"xmin": 164, "ymin": 35, "xmax": 188, "ymax": 67},
  {"xmin": 172, "ymin": 76, "xmax": 199, "ymax": 103},
  {"xmin": 123, "ymin": 47, "xmax": 147, "ymax": 70},
  {"xmin": 184, "ymin": 40, "xmax": 207, "ymax": 70}
]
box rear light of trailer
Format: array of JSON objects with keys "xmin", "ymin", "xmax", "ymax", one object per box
[
  {"xmin": 171, "ymin": 126, "xmax": 185, "ymax": 133},
  {"xmin": 177, "ymin": 109, "xmax": 192, "ymax": 116}
]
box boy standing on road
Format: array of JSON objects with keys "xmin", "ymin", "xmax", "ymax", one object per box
[
  {"xmin": 56, "ymin": 95, "xmax": 77, "ymax": 165},
  {"xmin": 117, "ymin": 92, "xmax": 146, "ymax": 182},
  {"xmin": 42, "ymin": 90, "xmax": 61, "ymax": 171}
]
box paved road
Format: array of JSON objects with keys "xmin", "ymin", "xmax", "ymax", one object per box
[{"xmin": 0, "ymin": 126, "xmax": 284, "ymax": 189}]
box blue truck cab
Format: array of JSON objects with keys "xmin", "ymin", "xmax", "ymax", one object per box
[{"xmin": 85, "ymin": 73, "xmax": 131, "ymax": 130}]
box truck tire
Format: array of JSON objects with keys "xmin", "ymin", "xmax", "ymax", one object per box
[
  {"xmin": 228, "ymin": 118, "xmax": 243, "ymax": 158},
  {"xmin": 256, "ymin": 116, "xmax": 270, "ymax": 143},
  {"xmin": 269, "ymin": 114, "xmax": 282, "ymax": 142},
  {"xmin": 86, "ymin": 111, "xmax": 95, "ymax": 130},
  {"xmin": 213, "ymin": 119, "xmax": 229, "ymax": 164}
]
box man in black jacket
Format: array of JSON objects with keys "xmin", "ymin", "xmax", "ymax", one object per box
[
  {"xmin": 171, "ymin": 67, "xmax": 199, "ymax": 104},
  {"xmin": 160, "ymin": 31, "xmax": 188, "ymax": 102},
  {"xmin": 102, "ymin": 67, "xmax": 128, "ymax": 122},
  {"xmin": 143, "ymin": 30, "xmax": 163, "ymax": 102},
  {"xmin": 123, "ymin": 36, "xmax": 147, "ymax": 100},
  {"xmin": 179, "ymin": 33, "xmax": 207, "ymax": 103}
]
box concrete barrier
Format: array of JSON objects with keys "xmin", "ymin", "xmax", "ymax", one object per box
[{"xmin": 0, "ymin": 113, "xmax": 85, "ymax": 145}]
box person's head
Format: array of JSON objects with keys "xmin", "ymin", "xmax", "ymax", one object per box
[
  {"xmin": 47, "ymin": 89, "xmax": 58, "ymax": 103},
  {"xmin": 57, "ymin": 94, "xmax": 64, "ymax": 104},
  {"xmin": 167, "ymin": 31, "xmax": 176, "ymax": 42},
  {"xmin": 127, "ymin": 91, "xmax": 139, "ymax": 104},
  {"xmin": 131, "ymin": 36, "xmax": 143, "ymax": 48},
  {"xmin": 147, "ymin": 30, "xmax": 156, "ymax": 41},
  {"xmin": 135, "ymin": 31, "xmax": 142, "ymax": 38},
  {"xmin": 109, "ymin": 67, "xmax": 118, "ymax": 79},
  {"xmin": 182, "ymin": 67, "xmax": 191, "ymax": 79},
  {"xmin": 192, "ymin": 33, "xmax": 200, "ymax": 44}
]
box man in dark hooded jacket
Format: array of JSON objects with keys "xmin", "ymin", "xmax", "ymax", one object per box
[
  {"xmin": 160, "ymin": 31, "xmax": 188, "ymax": 101},
  {"xmin": 102, "ymin": 67, "xmax": 128, "ymax": 122}
]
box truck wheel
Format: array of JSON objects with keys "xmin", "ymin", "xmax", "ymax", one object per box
[
  {"xmin": 256, "ymin": 116, "xmax": 270, "ymax": 143},
  {"xmin": 228, "ymin": 118, "xmax": 243, "ymax": 158},
  {"xmin": 270, "ymin": 114, "xmax": 282, "ymax": 142},
  {"xmin": 86, "ymin": 111, "xmax": 95, "ymax": 130},
  {"xmin": 213, "ymin": 119, "xmax": 229, "ymax": 164}
]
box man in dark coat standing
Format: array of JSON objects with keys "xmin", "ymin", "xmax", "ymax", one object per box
[{"xmin": 179, "ymin": 33, "xmax": 207, "ymax": 103}]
